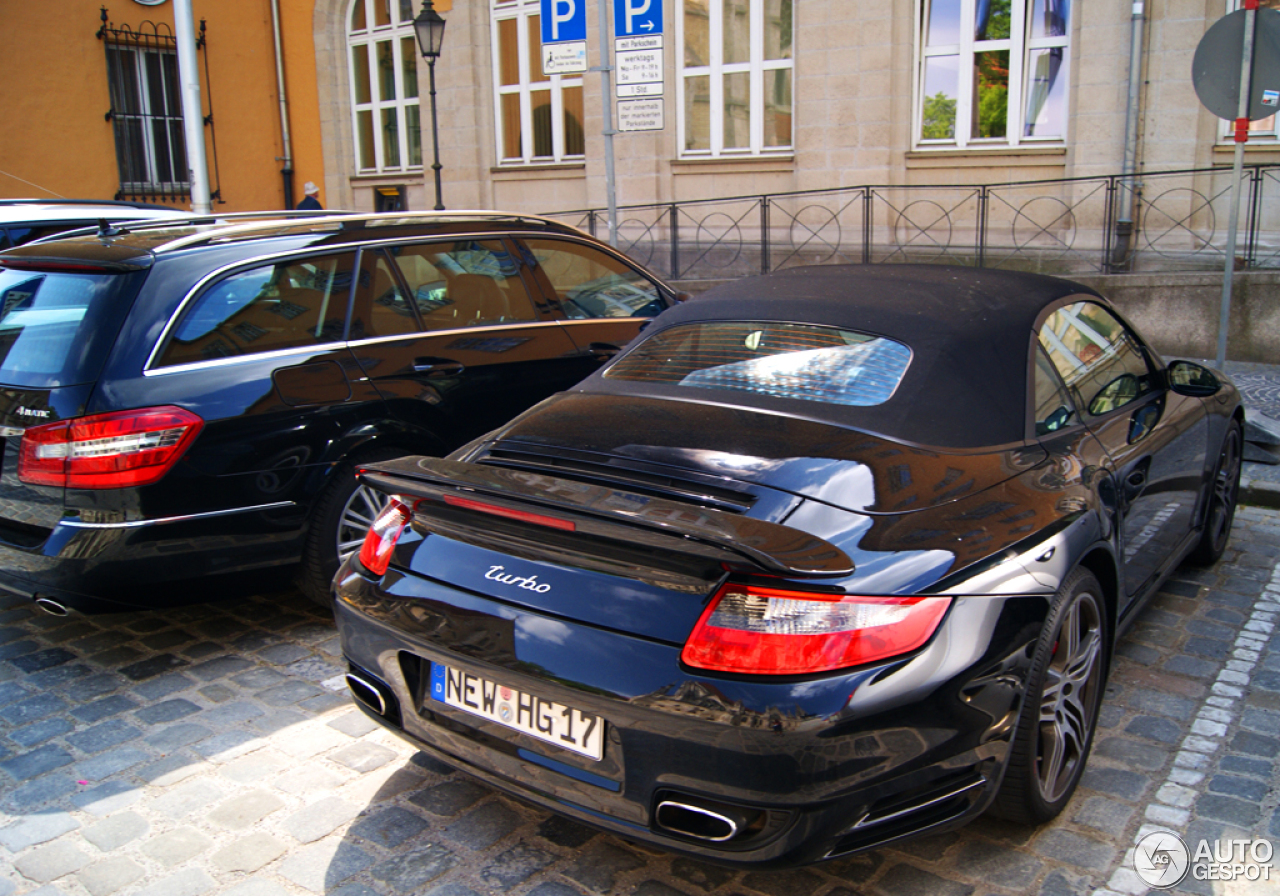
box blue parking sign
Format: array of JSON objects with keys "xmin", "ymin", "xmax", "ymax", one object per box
[
  {"xmin": 614, "ymin": 0, "xmax": 663, "ymax": 37},
  {"xmin": 541, "ymin": 0, "xmax": 587, "ymax": 43}
]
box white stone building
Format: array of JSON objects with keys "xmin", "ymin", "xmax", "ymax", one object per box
[
  {"xmin": 312, "ymin": 0, "xmax": 1278, "ymax": 216},
  {"xmin": 306, "ymin": 0, "xmax": 1280, "ymax": 359}
]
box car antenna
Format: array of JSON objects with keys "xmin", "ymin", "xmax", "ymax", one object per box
[{"xmin": 97, "ymin": 218, "xmax": 124, "ymax": 239}]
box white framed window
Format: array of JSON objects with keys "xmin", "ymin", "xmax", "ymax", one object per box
[
  {"xmin": 491, "ymin": 0, "xmax": 585, "ymax": 164},
  {"xmin": 1220, "ymin": 0, "xmax": 1278, "ymax": 142},
  {"xmin": 916, "ymin": 0, "xmax": 1070, "ymax": 149},
  {"xmin": 348, "ymin": 0, "xmax": 422, "ymax": 173},
  {"xmin": 678, "ymin": 0, "xmax": 794, "ymax": 158}
]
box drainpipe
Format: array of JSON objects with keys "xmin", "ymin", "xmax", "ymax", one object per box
[
  {"xmin": 271, "ymin": 0, "xmax": 295, "ymax": 210},
  {"xmin": 1113, "ymin": 0, "xmax": 1148, "ymax": 270}
]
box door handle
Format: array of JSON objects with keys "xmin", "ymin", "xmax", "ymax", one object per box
[
  {"xmin": 1129, "ymin": 403, "xmax": 1160, "ymax": 443},
  {"xmin": 1122, "ymin": 468, "xmax": 1148, "ymax": 503},
  {"xmin": 586, "ymin": 342, "xmax": 621, "ymax": 361},
  {"xmin": 412, "ymin": 357, "xmax": 465, "ymax": 378}
]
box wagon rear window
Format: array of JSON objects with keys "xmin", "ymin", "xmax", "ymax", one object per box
[
  {"xmin": 0, "ymin": 267, "xmax": 142, "ymax": 388},
  {"xmin": 605, "ymin": 322, "xmax": 911, "ymax": 407}
]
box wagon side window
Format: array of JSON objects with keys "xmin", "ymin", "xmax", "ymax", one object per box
[
  {"xmin": 159, "ymin": 252, "xmax": 356, "ymax": 367},
  {"xmin": 383, "ymin": 240, "xmax": 539, "ymax": 330},
  {"xmin": 520, "ymin": 238, "xmax": 667, "ymax": 320}
]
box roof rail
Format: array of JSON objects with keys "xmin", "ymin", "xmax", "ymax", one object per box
[
  {"xmin": 25, "ymin": 209, "xmax": 344, "ymax": 246},
  {"xmin": 146, "ymin": 209, "xmax": 588, "ymax": 253}
]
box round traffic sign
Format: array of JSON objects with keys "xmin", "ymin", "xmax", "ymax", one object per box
[{"xmin": 1192, "ymin": 8, "xmax": 1280, "ymax": 121}]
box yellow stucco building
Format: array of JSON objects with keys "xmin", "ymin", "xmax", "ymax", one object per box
[{"xmin": 0, "ymin": 0, "xmax": 329, "ymax": 212}]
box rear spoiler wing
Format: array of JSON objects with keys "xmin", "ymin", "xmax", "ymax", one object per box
[{"xmin": 360, "ymin": 456, "xmax": 853, "ymax": 578}]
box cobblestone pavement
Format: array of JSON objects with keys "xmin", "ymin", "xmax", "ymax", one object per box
[
  {"xmin": 1234, "ymin": 375, "xmax": 1280, "ymax": 423},
  {"xmin": 1227, "ymin": 362, "xmax": 1280, "ymax": 494},
  {"xmin": 1, "ymin": 511, "xmax": 1279, "ymax": 896}
]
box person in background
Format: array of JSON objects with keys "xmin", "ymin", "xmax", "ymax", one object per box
[{"xmin": 296, "ymin": 182, "xmax": 323, "ymax": 211}]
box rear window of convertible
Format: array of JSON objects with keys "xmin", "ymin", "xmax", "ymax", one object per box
[{"xmin": 604, "ymin": 321, "xmax": 911, "ymax": 407}]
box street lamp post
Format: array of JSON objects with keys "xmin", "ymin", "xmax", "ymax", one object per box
[{"xmin": 413, "ymin": 0, "xmax": 447, "ymax": 211}]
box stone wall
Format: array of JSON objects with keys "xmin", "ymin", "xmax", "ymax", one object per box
[
  {"xmin": 1071, "ymin": 271, "xmax": 1280, "ymax": 365},
  {"xmin": 675, "ymin": 270, "xmax": 1280, "ymax": 365}
]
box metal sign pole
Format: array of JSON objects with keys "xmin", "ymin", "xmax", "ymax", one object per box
[
  {"xmin": 1217, "ymin": 2, "xmax": 1258, "ymax": 367},
  {"xmin": 597, "ymin": 0, "xmax": 618, "ymax": 246}
]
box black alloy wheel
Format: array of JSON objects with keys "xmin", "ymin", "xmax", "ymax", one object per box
[
  {"xmin": 1188, "ymin": 420, "xmax": 1242, "ymax": 566},
  {"xmin": 992, "ymin": 567, "xmax": 1107, "ymax": 824}
]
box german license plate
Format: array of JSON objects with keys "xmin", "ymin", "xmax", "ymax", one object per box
[{"xmin": 429, "ymin": 662, "xmax": 605, "ymax": 761}]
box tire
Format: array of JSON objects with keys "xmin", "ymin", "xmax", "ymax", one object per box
[
  {"xmin": 298, "ymin": 449, "xmax": 402, "ymax": 607},
  {"xmin": 1187, "ymin": 419, "xmax": 1242, "ymax": 567},
  {"xmin": 991, "ymin": 567, "xmax": 1108, "ymax": 825}
]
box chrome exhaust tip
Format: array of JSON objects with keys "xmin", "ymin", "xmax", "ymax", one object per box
[
  {"xmin": 345, "ymin": 673, "xmax": 387, "ymax": 716},
  {"xmin": 34, "ymin": 597, "xmax": 69, "ymax": 617},
  {"xmin": 654, "ymin": 800, "xmax": 741, "ymax": 842}
]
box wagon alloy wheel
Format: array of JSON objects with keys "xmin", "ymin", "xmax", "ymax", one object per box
[
  {"xmin": 1189, "ymin": 421, "xmax": 1242, "ymax": 566},
  {"xmin": 1035, "ymin": 589, "xmax": 1104, "ymax": 804},
  {"xmin": 298, "ymin": 450, "xmax": 404, "ymax": 606},
  {"xmin": 337, "ymin": 482, "xmax": 391, "ymax": 561},
  {"xmin": 992, "ymin": 568, "xmax": 1108, "ymax": 824}
]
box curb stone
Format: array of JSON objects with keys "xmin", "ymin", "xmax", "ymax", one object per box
[{"xmin": 1240, "ymin": 475, "xmax": 1280, "ymax": 510}]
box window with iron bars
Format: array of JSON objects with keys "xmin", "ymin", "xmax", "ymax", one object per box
[{"xmin": 98, "ymin": 9, "xmax": 220, "ymax": 202}]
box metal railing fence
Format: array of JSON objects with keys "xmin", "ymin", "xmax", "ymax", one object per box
[{"xmin": 548, "ymin": 165, "xmax": 1280, "ymax": 282}]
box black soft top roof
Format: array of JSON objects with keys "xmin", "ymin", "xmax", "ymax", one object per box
[{"xmin": 583, "ymin": 264, "xmax": 1103, "ymax": 449}]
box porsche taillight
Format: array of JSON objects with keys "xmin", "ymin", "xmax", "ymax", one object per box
[
  {"xmin": 357, "ymin": 497, "xmax": 415, "ymax": 577},
  {"xmin": 681, "ymin": 583, "xmax": 951, "ymax": 675},
  {"xmin": 442, "ymin": 494, "xmax": 576, "ymax": 531},
  {"xmin": 18, "ymin": 406, "xmax": 203, "ymax": 489}
]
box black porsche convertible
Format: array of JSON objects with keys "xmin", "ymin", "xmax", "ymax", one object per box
[{"xmin": 332, "ymin": 265, "xmax": 1242, "ymax": 866}]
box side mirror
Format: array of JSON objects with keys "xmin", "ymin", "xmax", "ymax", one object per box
[{"xmin": 1168, "ymin": 360, "xmax": 1221, "ymax": 397}]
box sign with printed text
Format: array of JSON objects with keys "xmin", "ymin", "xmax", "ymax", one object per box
[
  {"xmin": 617, "ymin": 98, "xmax": 664, "ymax": 131},
  {"xmin": 616, "ymin": 45, "xmax": 663, "ymax": 85},
  {"xmin": 617, "ymin": 81, "xmax": 663, "ymax": 98},
  {"xmin": 540, "ymin": 0, "xmax": 587, "ymax": 74},
  {"xmin": 613, "ymin": 18, "xmax": 664, "ymax": 111},
  {"xmin": 543, "ymin": 42, "xmax": 588, "ymax": 74},
  {"xmin": 613, "ymin": 0, "xmax": 663, "ymax": 37}
]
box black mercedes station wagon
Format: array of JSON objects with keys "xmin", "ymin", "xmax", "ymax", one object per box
[
  {"xmin": 333, "ymin": 265, "xmax": 1242, "ymax": 866},
  {"xmin": 0, "ymin": 212, "xmax": 679, "ymax": 613}
]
